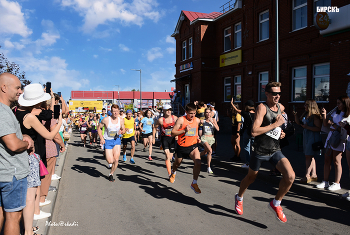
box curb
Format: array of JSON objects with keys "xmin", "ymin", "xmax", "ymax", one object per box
[{"xmin": 33, "ymin": 144, "xmax": 69, "ymax": 235}]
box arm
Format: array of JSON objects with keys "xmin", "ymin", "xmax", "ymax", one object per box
[
  {"xmin": 1, "ymin": 134, "xmax": 31, "ymax": 152},
  {"xmin": 60, "ymin": 97, "xmax": 68, "ymax": 115},
  {"xmin": 119, "ymin": 119, "xmax": 125, "ymax": 135},
  {"xmin": 25, "ymin": 113, "xmax": 62, "ymax": 140},
  {"xmin": 212, "ymin": 118, "xmax": 219, "ymax": 131},
  {"xmin": 51, "ymin": 122, "xmax": 65, "ymax": 150},
  {"xmin": 152, "ymin": 119, "xmax": 160, "ymax": 140},
  {"xmin": 251, "ymin": 104, "xmax": 285, "ymax": 137},
  {"xmin": 171, "ymin": 117, "xmax": 187, "ymax": 137},
  {"xmin": 97, "ymin": 120, "xmax": 105, "ymax": 145},
  {"xmin": 231, "ymin": 97, "xmax": 242, "ymax": 113}
]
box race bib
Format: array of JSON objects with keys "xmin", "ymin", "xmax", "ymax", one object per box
[
  {"xmin": 265, "ymin": 127, "xmax": 282, "ymax": 140},
  {"xmin": 204, "ymin": 126, "xmax": 212, "ymax": 135},
  {"xmin": 81, "ymin": 127, "xmax": 87, "ymax": 131},
  {"xmin": 185, "ymin": 128, "xmax": 196, "ymax": 137},
  {"xmin": 147, "ymin": 120, "xmax": 152, "ymax": 125},
  {"xmin": 165, "ymin": 129, "xmax": 172, "ymax": 136},
  {"xmin": 126, "ymin": 128, "xmax": 133, "ymax": 134},
  {"xmin": 108, "ymin": 131, "xmax": 118, "ymax": 138}
]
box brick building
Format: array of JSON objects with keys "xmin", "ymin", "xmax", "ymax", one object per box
[{"xmin": 171, "ymin": 0, "xmax": 350, "ymax": 116}]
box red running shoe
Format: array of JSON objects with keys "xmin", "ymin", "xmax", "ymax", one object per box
[
  {"xmin": 268, "ymin": 201, "xmax": 287, "ymax": 223},
  {"xmin": 148, "ymin": 156, "xmax": 153, "ymax": 161},
  {"xmin": 235, "ymin": 194, "xmax": 243, "ymax": 215}
]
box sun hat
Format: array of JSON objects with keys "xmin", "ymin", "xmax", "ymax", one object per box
[
  {"xmin": 163, "ymin": 104, "xmax": 172, "ymax": 110},
  {"xmin": 18, "ymin": 83, "xmax": 51, "ymax": 107}
]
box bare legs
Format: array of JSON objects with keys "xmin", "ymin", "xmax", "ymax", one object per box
[
  {"xmin": 305, "ymin": 155, "xmax": 317, "ymax": 179},
  {"xmin": 323, "ymin": 150, "xmax": 342, "ymax": 183},
  {"xmin": 23, "ymin": 187, "xmax": 37, "ymax": 235}
]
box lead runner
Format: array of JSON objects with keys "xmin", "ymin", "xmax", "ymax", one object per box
[{"xmin": 234, "ymin": 81, "xmax": 295, "ymax": 223}]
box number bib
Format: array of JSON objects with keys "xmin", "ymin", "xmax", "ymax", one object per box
[
  {"xmin": 81, "ymin": 127, "xmax": 87, "ymax": 131},
  {"xmin": 185, "ymin": 128, "xmax": 196, "ymax": 137},
  {"xmin": 126, "ymin": 128, "xmax": 133, "ymax": 134},
  {"xmin": 265, "ymin": 127, "xmax": 282, "ymax": 140},
  {"xmin": 147, "ymin": 120, "xmax": 152, "ymax": 125},
  {"xmin": 204, "ymin": 126, "xmax": 212, "ymax": 135},
  {"xmin": 108, "ymin": 131, "xmax": 118, "ymax": 138},
  {"xmin": 165, "ymin": 129, "xmax": 172, "ymax": 136}
]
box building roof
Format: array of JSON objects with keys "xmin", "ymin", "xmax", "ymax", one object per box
[{"xmin": 182, "ymin": 10, "xmax": 222, "ymax": 22}]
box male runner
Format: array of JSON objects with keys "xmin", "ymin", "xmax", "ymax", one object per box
[
  {"xmin": 99, "ymin": 108, "xmax": 111, "ymax": 167},
  {"xmin": 153, "ymin": 104, "xmax": 178, "ymax": 176},
  {"xmin": 122, "ymin": 110, "xmax": 136, "ymax": 164},
  {"xmin": 98, "ymin": 104, "xmax": 125, "ymax": 182},
  {"xmin": 234, "ymin": 82, "xmax": 295, "ymax": 223},
  {"xmin": 170, "ymin": 103, "xmax": 202, "ymax": 194},
  {"xmin": 140, "ymin": 110, "xmax": 154, "ymax": 160}
]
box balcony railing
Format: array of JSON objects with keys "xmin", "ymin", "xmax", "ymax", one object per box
[{"xmin": 220, "ymin": 0, "xmax": 236, "ymax": 13}]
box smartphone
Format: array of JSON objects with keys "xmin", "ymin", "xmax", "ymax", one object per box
[
  {"xmin": 293, "ymin": 105, "xmax": 296, "ymax": 112},
  {"xmin": 54, "ymin": 105, "xmax": 60, "ymax": 119},
  {"xmin": 57, "ymin": 92, "xmax": 61, "ymax": 97},
  {"xmin": 46, "ymin": 82, "xmax": 51, "ymax": 94}
]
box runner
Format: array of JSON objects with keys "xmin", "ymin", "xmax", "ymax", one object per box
[
  {"xmin": 200, "ymin": 108, "xmax": 219, "ymax": 174},
  {"xmin": 170, "ymin": 103, "xmax": 202, "ymax": 194},
  {"xmin": 122, "ymin": 110, "xmax": 136, "ymax": 164},
  {"xmin": 90, "ymin": 115, "xmax": 98, "ymax": 146},
  {"xmin": 134, "ymin": 111, "xmax": 141, "ymax": 144},
  {"xmin": 195, "ymin": 101, "xmax": 206, "ymax": 137},
  {"xmin": 153, "ymin": 104, "xmax": 178, "ymax": 176},
  {"xmin": 140, "ymin": 110, "xmax": 154, "ymax": 160},
  {"xmin": 79, "ymin": 116, "xmax": 90, "ymax": 147},
  {"xmin": 99, "ymin": 108, "xmax": 110, "ymax": 167},
  {"xmin": 88, "ymin": 112, "xmax": 94, "ymax": 144},
  {"xmin": 234, "ymin": 82, "xmax": 295, "ymax": 223},
  {"xmin": 98, "ymin": 104, "xmax": 125, "ymax": 182}
]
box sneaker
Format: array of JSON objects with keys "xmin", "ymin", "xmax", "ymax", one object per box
[
  {"xmin": 148, "ymin": 156, "xmax": 153, "ymax": 161},
  {"xmin": 328, "ymin": 182, "xmax": 341, "ymax": 191},
  {"xmin": 123, "ymin": 154, "xmax": 127, "ymax": 162},
  {"xmin": 142, "ymin": 148, "xmax": 146, "ymax": 152},
  {"xmin": 235, "ymin": 194, "xmax": 243, "ymax": 215},
  {"xmin": 241, "ymin": 163, "xmax": 249, "ymax": 169},
  {"xmin": 191, "ymin": 183, "xmax": 201, "ymax": 194},
  {"xmin": 49, "ymin": 186, "xmax": 57, "ymax": 192},
  {"xmin": 212, "ymin": 151, "xmax": 216, "ymax": 156},
  {"xmin": 108, "ymin": 175, "xmax": 115, "ymax": 182},
  {"xmin": 169, "ymin": 173, "xmax": 176, "ymax": 183},
  {"xmin": 39, "ymin": 199, "xmax": 51, "ymax": 207},
  {"xmin": 51, "ymin": 174, "xmax": 61, "ymax": 181},
  {"xmin": 268, "ymin": 201, "xmax": 287, "ymax": 223},
  {"xmin": 316, "ymin": 181, "xmax": 329, "ymax": 189},
  {"xmin": 130, "ymin": 158, "xmax": 135, "ymax": 164},
  {"xmin": 207, "ymin": 167, "xmax": 213, "ymax": 174},
  {"xmin": 33, "ymin": 211, "xmax": 51, "ymax": 220},
  {"xmin": 342, "ymin": 191, "xmax": 350, "ymax": 198}
]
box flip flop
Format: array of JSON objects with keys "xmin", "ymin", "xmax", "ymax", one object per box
[{"xmin": 33, "ymin": 226, "xmax": 40, "ymax": 232}]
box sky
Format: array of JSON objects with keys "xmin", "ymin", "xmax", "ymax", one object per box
[{"xmin": 0, "ymin": 0, "xmax": 231, "ymax": 101}]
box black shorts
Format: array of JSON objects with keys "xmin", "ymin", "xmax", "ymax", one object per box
[
  {"xmin": 142, "ymin": 133, "xmax": 152, "ymax": 138},
  {"xmin": 232, "ymin": 126, "xmax": 239, "ymax": 135},
  {"xmin": 122, "ymin": 136, "xmax": 135, "ymax": 145},
  {"xmin": 249, "ymin": 151, "xmax": 285, "ymax": 171},
  {"xmin": 161, "ymin": 136, "xmax": 175, "ymax": 153},
  {"xmin": 176, "ymin": 144, "xmax": 198, "ymax": 159}
]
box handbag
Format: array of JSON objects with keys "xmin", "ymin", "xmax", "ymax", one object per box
[
  {"xmin": 63, "ymin": 132, "xmax": 70, "ymax": 141},
  {"xmin": 33, "ymin": 153, "xmax": 49, "ymax": 176}
]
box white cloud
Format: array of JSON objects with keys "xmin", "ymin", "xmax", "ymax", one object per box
[
  {"xmin": 0, "ymin": 0, "xmax": 32, "ymax": 37},
  {"xmin": 147, "ymin": 47, "xmax": 163, "ymax": 62},
  {"xmin": 165, "ymin": 35, "xmax": 175, "ymax": 44},
  {"xmin": 34, "ymin": 20, "xmax": 60, "ymax": 53},
  {"xmin": 4, "ymin": 39, "xmax": 14, "ymax": 48},
  {"xmin": 119, "ymin": 44, "xmax": 129, "ymax": 52},
  {"xmin": 100, "ymin": 46, "xmax": 112, "ymax": 52},
  {"xmin": 58, "ymin": 0, "xmax": 162, "ymax": 33},
  {"xmin": 166, "ymin": 47, "xmax": 175, "ymax": 54},
  {"xmin": 93, "ymin": 54, "xmax": 98, "ymax": 58},
  {"xmin": 120, "ymin": 68, "xmax": 126, "ymax": 74}
]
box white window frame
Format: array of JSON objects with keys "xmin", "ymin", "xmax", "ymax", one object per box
[
  {"xmin": 293, "ymin": 0, "xmax": 308, "ymax": 31},
  {"xmin": 258, "ymin": 72, "xmax": 269, "ymax": 102},
  {"xmin": 259, "ymin": 10, "xmax": 269, "ymax": 42},
  {"xmin": 234, "ymin": 75, "xmax": 241, "ymax": 102},
  {"xmin": 224, "ymin": 27, "xmax": 231, "ymax": 52},
  {"xmin": 313, "ymin": 63, "xmax": 330, "ymax": 103},
  {"xmin": 224, "ymin": 77, "xmax": 231, "ymax": 102},
  {"xmin": 188, "ymin": 37, "xmax": 193, "ymax": 59},
  {"xmin": 292, "ymin": 66, "xmax": 307, "ymax": 102},
  {"xmin": 182, "ymin": 40, "xmax": 187, "ymax": 61},
  {"xmin": 234, "ymin": 23, "xmax": 242, "ymax": 49}
]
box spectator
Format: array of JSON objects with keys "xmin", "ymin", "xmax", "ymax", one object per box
[
  {"xmin": 339, "ymin": 117, "xmax": 350, "ymax": 200},
  {"xmin": 229, "ymin": 100, "xmax": 242, "ymax": 161},
  {"xmin": 0, "ymin": 73, "xmax": 33, "ymax": 235},
  {"xmin": 209, "ymin": 102, "xmax": 219, "ymax": 156}
]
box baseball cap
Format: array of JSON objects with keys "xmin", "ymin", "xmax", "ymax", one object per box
[
  {"xmin": 245, "ymin": 100, "xmax": 255, "ymax": 107},
  {"xmin": 163, "ymin": 104, "xmax": 172, "ymax": 110},
  {"xmin": 126, "ymin": 110, "xmax": 132, "ymax": 114}
]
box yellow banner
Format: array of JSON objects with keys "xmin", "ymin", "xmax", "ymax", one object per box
[
  {"xmin": 69, "ymin": 100, "xmax": 103, "ymax": 110},
  {"xmin": 220, "ymin": 50, "xmax": 242, "ymax": 67}
]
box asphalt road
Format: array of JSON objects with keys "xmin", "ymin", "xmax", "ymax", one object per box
[{"xmin": 49, "ymin": 133, "xmax": 350, "ymax": 235}]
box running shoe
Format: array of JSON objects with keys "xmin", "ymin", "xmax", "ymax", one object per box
[
  {"xmin": 39, "ymin": 199, "xmax": 51, "ymax": 207},
  {"xmin": 316, "ymin": 181, "xmax": 329, "ymax": 189},
  {"xmin": 328, "ymin": 182, "xmax": 341, "ymax": 191},
  {"xmin": 169, "ymin": 173, "xmax": 176, "ymax": 183},
  {"xmin": 235, "ymin": 194, "xmax": 243, "ymax": 215},
  {"xmin": 207, "ymin": 167, "xmax": 213, "ymax": 174},
  {"xmin": 268, "ymin": 201, "xmax": 287, "ymax": 223},
  {"xmin": 142, "ymin": 148, "xmax": 146, "ymax": 152},
  {"xmin": 342, "ymin": 191, "xmax": 350, "ymax": 201},
  {"xmin": 130, "ymin": 158, "xmax": 135, "ymax": 164},
  {"xmin": 123, "ymin": 154, "xmax": 127, "ymax": 162},
  {"xmin": 212, "ymin": 151, "xmax": 216, "ymax": 156},
  {"xmin": 51, "ymin": 174, "xmax": 61, "ymax": 180},
  {"xmin": 108, "ymin": 175, "xmax": 115, "ymax": 182},
  {"xmin": 148, "ymin": 156, "xmax": 153, "ymax": 161},
  {"xmin": 241, "ymin": 163, "xmax": 249, "ymax": 169},
  {"xmin": 191, "ymin": 183, "xmax": 201, "ymax": 194}
]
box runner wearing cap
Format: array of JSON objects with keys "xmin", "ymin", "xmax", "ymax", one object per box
[
  {"xmin": 153, "ymin": 104, "xmax": 178, "ymax": 176},
  {"xmin": 122, "ymin": 110, "xmax": 136, "ymax": 164}
]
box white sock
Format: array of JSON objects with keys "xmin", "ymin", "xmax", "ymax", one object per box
[
  {"xmin": 172, "ymin": 170, "xmax": 176, "ymax": 175},
  {"xmin": 109, "ymin": 164, "xmax": 112, "ymax": 167},
  {"xmin": 109, "ymin": 173, "xmax": 112, "ymax": 176},
  {"xmin": 273, "ymin": 199, "xmax": 281, "ymax": 207},
  {"xmin": 236, "ymin": 194, "xmax": 243, "ymax": 201},
  {"xmin": 192, "ymin": 179, "xmax": 197, "ymax": 184}
]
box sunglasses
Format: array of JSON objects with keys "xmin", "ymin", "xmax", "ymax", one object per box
[{"xmin": 269, "ymin": 91, "xmax": 281, "ymax": 96}]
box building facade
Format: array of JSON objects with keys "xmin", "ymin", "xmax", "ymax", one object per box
[{"xmin": 171, "ymin": 0, "xmax": 350, "ymax": 115}]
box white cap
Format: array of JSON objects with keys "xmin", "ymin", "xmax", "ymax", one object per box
[{"xmin": 163, "ymin": 104, "xmax": 172, "ymax": 110}]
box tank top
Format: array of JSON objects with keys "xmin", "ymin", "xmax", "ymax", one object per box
[
  {"xmin": 80, "ymin": 121, "xmax": 88, "ymax": 132},
  {"xmin": 203, "ymin": 120, "xmax": 214, "ymax": 136},
  {"xmin": 104, "ymin": 116, "xmax": 121, "ymax": 140},
  {"xmin": 161, "ymin": 115, "xmax": 175, "ymax": 137},
  {"xmin": 123, "ymin": 117, "xmax": 135, "ymax": 138},
  {"xmin": 177, "ymin": 117, "xmax": 198, "ymax": 147},
  {"xmin": 253, "ymin": 103, "xmax": 282, "ymax": 155}
]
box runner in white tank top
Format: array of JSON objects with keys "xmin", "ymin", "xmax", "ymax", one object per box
[{"xmin": 98, "ymin": 105, "xmax": 125, "ymax": 182}]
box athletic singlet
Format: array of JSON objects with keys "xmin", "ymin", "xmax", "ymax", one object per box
[
  {"xmin": 91, "ymin": 120, "xmax": 97, "ymax": 130},
  {"xmin": 203, "ymin": 120, "xmax": 214, "ymax": 136},
  {"xmin": 161, "ymin": 115, "xmax": 175, "ymax": 137},
  {"xmin": 177, "ymin": 117, "xmax": 198, "ymax": 147},
  {"xmin": 103, "ymin": 116, "xmax": 121, "ymax": 140},
  {"xmin": 123, "ymin": 117, "xmax": 135, "ymax": 138},
  {"xmin": 80, "ymin": 122, "xmax": 88, "ymax": 132},
  {"xmin": 253, "ymin": 103, "xmax": 282, "ymax": 155}
]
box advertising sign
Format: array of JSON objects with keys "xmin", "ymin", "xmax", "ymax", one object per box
[
  {"xmin": 69, "ymin": 100, "xmax": 103, "ymax": 111},
  {"xmin": 220, "ymin": 50, "xmax": 242, "ymax": 67},
  {"xmin": 314, "ymin": 12, "xmax": 330, "ymax": 30}
]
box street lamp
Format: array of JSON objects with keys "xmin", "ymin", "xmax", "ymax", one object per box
[
  {"xmin": 114, "ymin": 85, "xmax": 120, "ymax": 104},
  {"xmin": 131, "ymin": 69, "xmax": 141, "ymax": 110}
]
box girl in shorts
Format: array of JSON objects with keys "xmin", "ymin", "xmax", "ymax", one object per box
[{"xmin": 140, "ymin": 110, "xmax": 154, "ymax": 160}]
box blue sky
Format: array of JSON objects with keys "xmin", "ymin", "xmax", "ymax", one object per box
[{"xmin": 0, "ymin": 0, "xmax": 230, "ymax": 101}]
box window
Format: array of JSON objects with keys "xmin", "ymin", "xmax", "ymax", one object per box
[
  {"xmin": 224, "ymin": 77, "xmax": 231, "ymax": 102},
  {"xmin": 182, "ymin": 40, "xmax": 186, "ymax": 61},
  {"xmin": 292, "ymin": 66, "xmax": 307, "ymax": 102},
  {"xmin": 224, "ymin": 27, "xmax": 231, "ymax": 52},
  {"xmin": 313, "ymin": 63, "xmax": 329, "ymax": 102},
  {"xmin": 188, "ymin": 38, "xmax": 193, "ymax": 59},
  {"xmin": 259, "ymin": 72, "xmax": 269, "ymax": 102},
  {"xmin": 293, "ymin": 0, "xmax": 307, "ymax": 31},
  {"xmin": 314, "ymin": 0, "xmax": 332, "ymax": 15},
  {"xmin": 234, "ymin": 23, "xmax": 242, "ymax": 48},
  {"xmin": 259, "ymin": 11, "xmax": 269, "ymax": 41},
  {"xmin": 234, "ymin": 76, "xmax": 241, "ymax": 101}
]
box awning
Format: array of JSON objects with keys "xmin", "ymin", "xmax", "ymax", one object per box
[{"xmin": 171, "ymin": 74, "xmax": 192, "ymax": 82}]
